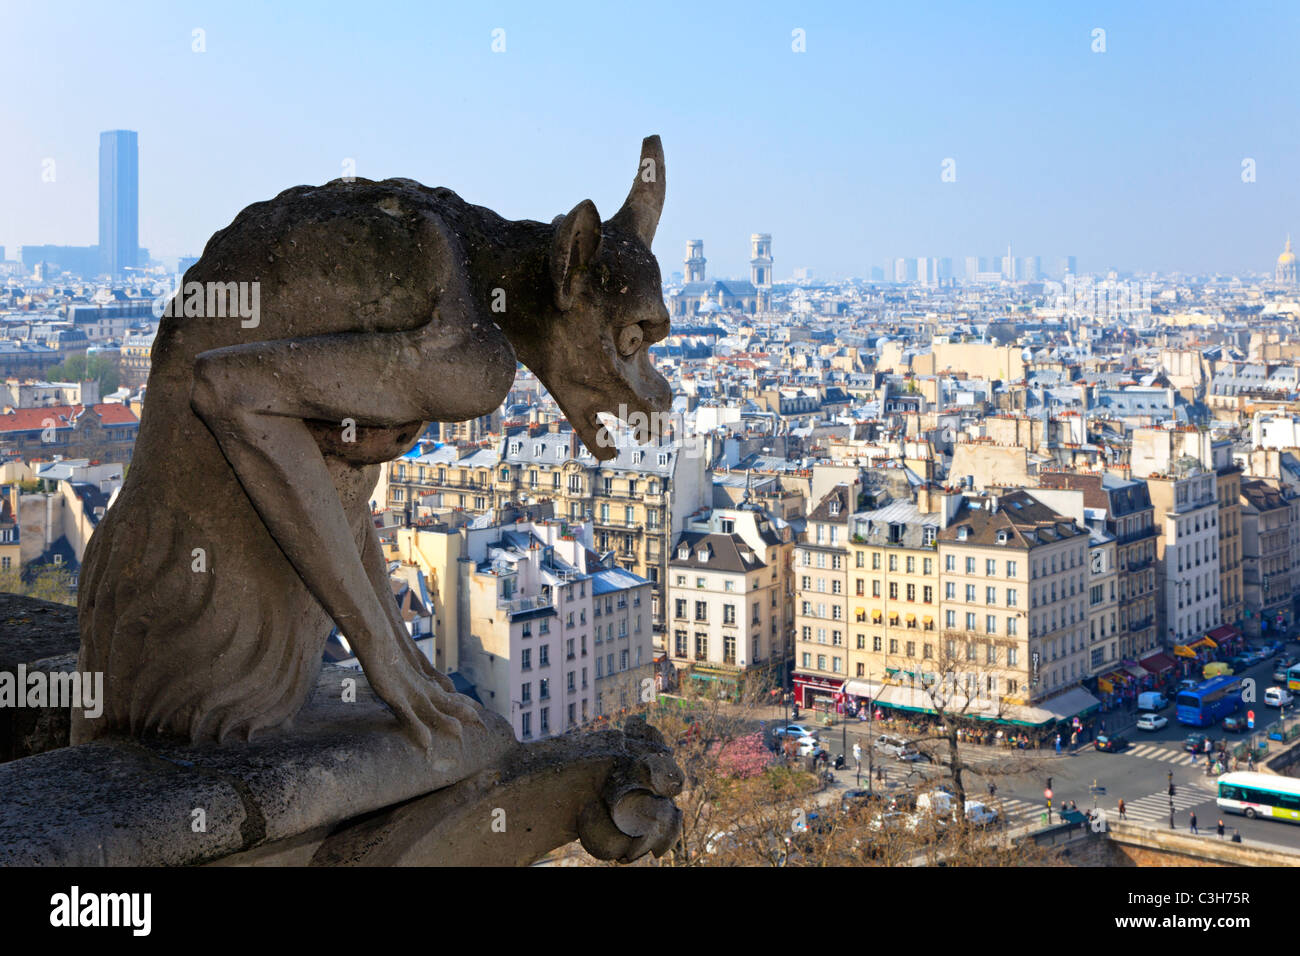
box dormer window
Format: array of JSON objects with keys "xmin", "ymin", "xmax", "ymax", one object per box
[
  {"xmin": 509, "ymin": 442, "xmax": 520, "ymax": 456},
  {"xmin": 658, "ymin": 452, "xmax": 669, "ymax": 466},
  {"xmin": 997, "ymin": 530, "xmax": 1008, "ymax": 545},
  {"xmin": 957, "ymin": 526, "xmax": 969, "ymax": 541},
  {"xmin": 533, "ymin": 444, "xmax": 542, "ymax": 457},
  {"xmin": 678, "ymin": 545, "xmax": 690, "ymax": 560},
  {"xmin": 829, "ymin": 500, "xmax": 840, "ymax": 516}
]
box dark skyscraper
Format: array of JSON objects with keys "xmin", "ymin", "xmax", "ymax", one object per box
[{"xmin": 99, "ymin": 130, "xmax": 139, "ymax": 276}]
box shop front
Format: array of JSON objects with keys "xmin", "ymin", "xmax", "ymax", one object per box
[
  {"xmin": 793, "ymin": 674, "xmax": 844, "ymax": 713},
  {"xmin": 1206, "ymin": 624, "xmax": 1243, "ymax": 653}
]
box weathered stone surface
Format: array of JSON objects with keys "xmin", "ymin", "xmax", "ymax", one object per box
[
  {"xmin": 0, "ymin": 595, "xmax": 80, "ymax": 762},
  {"xmin": 305, "ymin": 716, "xmax": 682, "ymax": 866},
  {"xmin": 0, "ymin": 593, "xmax": 78, "ymax": 672},
  {"xmin": 73, "ymin": 136, "xmax": 672, "ymax": 755},
  {"xmin": 0, "ymin": 663, "xmax": 516, "ymax": 866}
]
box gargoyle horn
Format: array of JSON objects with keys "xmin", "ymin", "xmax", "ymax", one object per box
[{"xmin": 609, "ymin": 135, "xmax": 665, "ymax": 247}]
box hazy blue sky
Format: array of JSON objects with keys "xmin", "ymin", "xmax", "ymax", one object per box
[{"xmin": 2, "ymin": 1, "xmax": 1298, "ymax": 278}]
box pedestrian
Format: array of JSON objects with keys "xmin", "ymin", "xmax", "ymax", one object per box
[
  {"xmin": 1169, "ymin": 808, "xmax": 1176, "ymax": 829},
  {"xmin": 1070, "ymin": 731, "xmax": 1078, "ymax": 748},
  {"xmin": 1189, "ymin": 811, "xmax": 1199, "ymax": 834},
  {"xmin": 1055, "ymin": 733, "xmax": 1062, "ymax": 755},
  {"xmin": 1118, "ymin": 798, "xmax": 1127, "ymax": 820},
  {"xmin": 1217, "ymin": 819, "xmax": 1225, "ymax": 839}
]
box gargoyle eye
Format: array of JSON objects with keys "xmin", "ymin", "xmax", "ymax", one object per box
[{"xmin": 616, "ymin": 324, "xmax": 644, "ymax": 357}]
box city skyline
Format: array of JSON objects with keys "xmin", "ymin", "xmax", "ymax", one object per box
[{"xmin": 2, "ymin": 1, "xmax": 1299, "ymax": 279}]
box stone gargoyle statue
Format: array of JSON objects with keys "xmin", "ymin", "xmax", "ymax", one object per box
[{"xmin": 69, "ymin": 136, "xmax": 682, "ymax": 863}]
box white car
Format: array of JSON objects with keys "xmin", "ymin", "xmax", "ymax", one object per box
[
  {"xmin": 795, "ymin": 735, "xmax": 821, "ymax": 756},
  {"xmin": 1136, "ymin": 713, "xmax": 1168, "ymax": 731},
  {"xmin": 773, "ymin": 724, "xmax": 818, "ymax": 740},
  {"xmin": 963, "ymin": 801, "xmax": 999, "ymax": 828},
  {"xmin": 1265, "ymin": 686, "xmax": 1295, "ymax": 708}
]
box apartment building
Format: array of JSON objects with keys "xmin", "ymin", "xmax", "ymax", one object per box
[
  {"xmin": 1083, "ymin": 526, "xmax": 1119, "ymax": 676},
  {"xmin": 388, "ymin": 445, "xmax": 498, "ymax": 518},
  {"xmin": 937, "ymin": 490, "xmax": 1091, "ymax": 707},
  {"xmin": 1239, "ymin": 479, "xmax": 1294, "ymax": 638},
  {"xmin": 497, "ymin": 428, "xmax": 709, "ymax": 636},
  {"xmin": 842, "ymin": 496, "xmax": 944, "ymax": 690},
  {"xmin": 1038, "ymin": 471, "xmax": 1158, "ymax": 660},
  {"xmin": 1146, "ymin": 467, "xmax": 1222, "ymax": 647},
  {"xmin": 791, "ymin": 484, "xmax": 855, "ymax": 709},
  {"xmin": 590, "ymin": 567, "xmax": 654, "ymax": 717},
  {"xmin": 1214, "ymin": 443, "xmax": 1245, "ymax": 630},
  {"xmin": 412, "ymin": 517, "xmax": 652, "ymax": 741},
  {"xmin": 666, "ymin": 504, "xmax": 793, "ymax": 690}
]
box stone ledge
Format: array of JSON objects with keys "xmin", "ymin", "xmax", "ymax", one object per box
[
  {"xmin": 1107, "ymin": 820, "xmax": 1300, "ymax": 866},
  {"xmin": 0, "ymin": 594, "xmax": 80, "ymax": 762},
  {"xmin": 0, "ymin": 662, "xmax": 516, "ymax": 866},
  {"xmin": 0, "ymin": 593, "xmax": 683, "ymax": 867}
]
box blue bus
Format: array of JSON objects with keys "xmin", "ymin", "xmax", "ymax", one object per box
[{"xmin": 1176, "ymin": 675, "xmax": 1243, "ymax": 727}]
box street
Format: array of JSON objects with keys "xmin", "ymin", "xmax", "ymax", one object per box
[{"xmin": 750, "ymin": 649, "xmax": 1300, "ymax": 852}]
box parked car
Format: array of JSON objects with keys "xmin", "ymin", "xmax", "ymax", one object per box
[
  {"xmin": 1178, "ymin": 678, "xmax": 1200, "ymax": 693},
  {"xmin": 796, "ymin": 736, "xmax": 822, "ymax": 757},
  {"xmin": 1136, "ymin": 712, "xmax": 1168, "ymax": 731},
  {"xmin": 1222, "ymin": 715, "xmax": 1247, "ymax": 733},
  {"xmin": 1273, "ymin": 658, "xmax": 1297, "ymax": 682},
  {"xmin": 874, "ymin": 734, "xmax": 924, "ymax": 761},
  {"xmin": 866, "ymin": 810, "xmax": 911, "ymax": 832},
  {"xmin": 840, "ymin": 789, "xmax": 887, "ymax": 812},
  {"xmin": 772, "ymin": 724, "xmax": 818, "ymax": 741},
  {"xmin": 1184, "ymin": 732, "xmax": 1212, "ymax": 753},
  {"xmin": 1137, "ymin": 691, "xmax": 1168, "ymax": 711},
  {"xmin": 1264, "ymin": 686, "xmax": 1295, "ymax": 708},
  {"xmin": 1094, "ymin": 733, "xmax": 1128, "ymax": 753},
  {"xmin": 963, "ymin": 801, "xmax": 1000, "ymax": 828}
]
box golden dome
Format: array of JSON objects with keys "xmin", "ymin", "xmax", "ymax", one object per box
[{"xmin": 1279, "ymin": 236, "xmax": 1295, "ymax": 265}]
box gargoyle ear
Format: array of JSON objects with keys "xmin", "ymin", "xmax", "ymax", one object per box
[{"xmin": 551, "ymin": 199, "xmax": 602, "ymax": 311}]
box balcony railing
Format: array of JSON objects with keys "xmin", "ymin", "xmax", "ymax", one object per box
[
  {"xmin": 500, "ymin": 596, "xmax": 553, "ymax": 615},
  {"xmin": 1117, "ymin": 527, "xmax": 1156, "ymax": 545}
]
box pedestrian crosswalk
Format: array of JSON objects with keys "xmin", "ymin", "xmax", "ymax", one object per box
[
  {"xmin": 1104, "ymin": 781, "xmax": 1218, "ymax": 826},
  {"xmin": 1123, "ymin": 743, "xmax": 1201, "ymax": 766},
  {"xmin": 980, "ymin": 777, "xmax": 1220, "ymax": 830}
]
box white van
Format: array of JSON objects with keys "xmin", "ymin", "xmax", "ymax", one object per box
[
  {"xmin": 915, "ymin": 791, "xmax": 998, "ymax": 827},
  {"xmin": 874, "ymin": 734, "xmax": 922, "ymax": 761},
  {"xmin": 1137, "ymin": 691, "xmax": 1168, "ymax": 711},
  {"xmin": 1264, "ymin": 686, "xmax": 1294, "ymax": 708}
]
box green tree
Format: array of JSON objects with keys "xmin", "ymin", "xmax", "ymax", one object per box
[
  {"xmin": 0, "ymin": 564, "xmax": 76, "ymax": 606},
  {"xmin": 45, "ymin": 352, "xmax": 120, "ymax": 395}
]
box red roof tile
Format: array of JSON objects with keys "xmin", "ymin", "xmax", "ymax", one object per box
[{"xmin": 0, "ymin": 403, "xmax": 138, "ymax": 433}]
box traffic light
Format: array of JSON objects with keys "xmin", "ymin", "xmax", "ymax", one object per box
[{"xmin": 1046, "ymin": 777, "xmax": 1053, "ymax": 791}]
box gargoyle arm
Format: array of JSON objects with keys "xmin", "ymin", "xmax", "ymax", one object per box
[{"xmin": 189, "ymin": 323, "xmax": 513, "ymax": 748}]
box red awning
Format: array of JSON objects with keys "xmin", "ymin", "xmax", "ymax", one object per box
[
  {"xmin": 1140, "ymin": 652, "xmax": 1177, "ymax": 674},
  {"xmin": 1206, "ymin": 625, "xmax": 1238, "ymax": 642}
]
